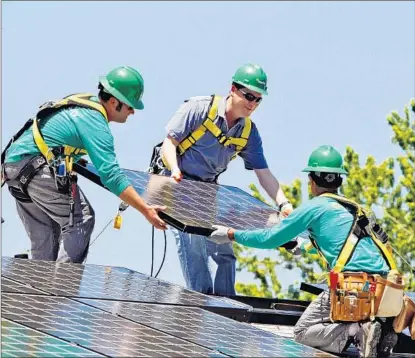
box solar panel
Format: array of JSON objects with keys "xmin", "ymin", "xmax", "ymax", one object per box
[
  {"xmin": 1, "ymin": 293, "xmax": 227, "ymax": 358},
  {"xmin": 1, "ymin": 318, "xmax": 103, "ymax": 357},
  {"xmin": 1, "ymin": 257, "xmax": 251, "ymax": 320},
  {"xmin": 2, "ymin": 276, "xmax": 50, "ymax": 295},
  {"xmin": 74, "ymin": 162, "xmax": 280, "ymax": 236},
  {"xmin": 76, "ymin": 298, "xmax": 334, "ymax": 357}
]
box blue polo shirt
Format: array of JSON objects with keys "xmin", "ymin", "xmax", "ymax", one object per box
[{"xmin": 165, "ymin": 95, "xmax": 268, "ymax": 182}]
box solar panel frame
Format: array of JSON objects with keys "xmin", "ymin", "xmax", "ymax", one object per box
[
  {"xmin": 1, "ymin": 318, "xmax": 104, "ymax": 358},
  {"xmin": 1, "ymin": 257, "xmax": 252, "ymax": 321},
  {"xmin": 76, "ymin": 297, "xmax": 335, "ymax": 357},
  {"xmin": 73, "ymin": 162, "xmax": 280, "ymax": 236},
  {"xmin": 2, "ymin": 293, "xmax": 228, "ymax": 358}
]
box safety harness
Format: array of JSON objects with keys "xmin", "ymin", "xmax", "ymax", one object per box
[
  {"xmin": 177, "ymin": 95, "xmax": 252, "ymax": 157},
  {"xmin": 149, "ymin": 95, "xmax": 252, "ymax": 180},
  {"xmin": 1, "ymin": 93, "xmax": 108, "ymax": 226},
  {"xmin": 303, "ymin": 192, "xmax": 397, "ymax": 273},
  {"xmin": 302, "ymin": 193, "xmax": 403, "ymax": 322}
]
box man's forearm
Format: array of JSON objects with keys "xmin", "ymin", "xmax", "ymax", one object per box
[
  {"xmin": 162, "ymin": 136, "xmax": 180, "ymax": 171},
  {"xmin": 119, "ymin": 186, "xmax": 149, "ymax": 214},
  {"xmin": 254, "ymin": 168, "xmax": 288, "ymax": 205}
]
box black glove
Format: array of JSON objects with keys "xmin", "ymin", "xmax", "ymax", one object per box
[
  {"xmin": 372, "ymin": 223, "xmax": 389, "ymax": 243},
  {"xmin": 77, "ymin": 158, "xmax": 89, "ymax": 167},
  {"xmin": 280, "ymin": 239, "xmax": 298, "ymax": 250}
]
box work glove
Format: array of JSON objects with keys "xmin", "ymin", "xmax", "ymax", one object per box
[
  {"xmin": 266, "ymin": 212, "xmax": 281, "ymax": 227},
  {"xmin": 208, "ymin": 225, "xmax": 231, "ymax": 245},
  {"xmin": 368, "ymin": 212, "xmax": 389, "ymax": 243}
]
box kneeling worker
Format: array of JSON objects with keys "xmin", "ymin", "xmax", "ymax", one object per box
[{"xmin": 208, "ymin": 145, "xmax": 405, "ymax": 357}]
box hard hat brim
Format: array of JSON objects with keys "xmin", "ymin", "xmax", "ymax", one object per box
[
  {"xmin": 302, "ymin": 166, "xmax": 348, "ymax": 174},
  {"xmin": 99, "ymin": 77, "xmax": 144, "ymax": 110},
  {"xmin": 233, "ymin": 80, "xmax": 268, "ymax": 95}
]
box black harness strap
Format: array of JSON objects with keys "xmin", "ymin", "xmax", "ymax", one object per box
[{"xmin": 1, "ymin": 119, "xmax": 34, "ymax": 165}]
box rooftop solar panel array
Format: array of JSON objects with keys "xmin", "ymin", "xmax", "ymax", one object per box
[{"xmin": 1, "ymin": 257, "xmax": 334, "ymax": 357}]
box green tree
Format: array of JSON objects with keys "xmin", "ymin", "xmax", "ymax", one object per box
[{"xmin": 234, "ymin": 99, "xmax": 415, "ymax": 297}]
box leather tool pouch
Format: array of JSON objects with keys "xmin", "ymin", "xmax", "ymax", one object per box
[
  {"xmin": 330, "ymin": 272, "xmax": 374, "ymax": 322},
  {"xmin": 393, "ymin": 295, "xmax": 415, "ymax": 339},
  {"xmin": 330, "ymin": 272, "xmax": 404, "ymax": 322}
]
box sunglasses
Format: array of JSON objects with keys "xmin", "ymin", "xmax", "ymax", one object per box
[{"xmin": 238, "ymin": 88, "xmax": 262, "ymax": 103}]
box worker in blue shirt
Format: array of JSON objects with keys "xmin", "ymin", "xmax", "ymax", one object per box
[
  {"xmin": 149, "ymin": 64, "xmax": 293, "ymax": 296},
  {"xmin": 2, "ymin": 66, "xmax": 167, "ymax": 264},
  {"xmin": 208, "ymin": 145, "xmax": 400, "ymax": 357}
]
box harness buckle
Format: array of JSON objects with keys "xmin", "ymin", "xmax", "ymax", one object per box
[
  {"xmin": 37, "ymin": 157, "xmax": 46, "ymax": 166},
  {"xmin": 218, "ymin": 134, "xmax": 230, "ymax": 145}
]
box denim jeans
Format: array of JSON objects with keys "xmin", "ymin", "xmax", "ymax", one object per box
[{"xmin": 171, "ymin": 227, "xmax": 236, "ymax": 295}]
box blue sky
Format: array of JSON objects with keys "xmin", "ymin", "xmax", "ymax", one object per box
[{"xmin": 2, "ymin": 1, "xmax": 414, "ymax": 292}]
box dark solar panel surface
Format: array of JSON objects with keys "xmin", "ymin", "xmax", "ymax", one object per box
[
  {"xmin": 1, "ymin": 257, "xmax": 251, "ymax": 313},
  {"xmin": 1, "ymin": 318, "xmax": 103, "ymax": 357},
  {"xmin": 2, "ymin": 294, "xmax": 227, "ymax": 357},
  {"xmin": 74, "ymin": 163, "xmax": 280, "ymax": 236},
  {"xmin": 2, "ymin": 276, "xmax": 49, "ymax": 295},
  {"xmin": 77, "ymin": 298, "xmax": 333, "ymax": 357}
]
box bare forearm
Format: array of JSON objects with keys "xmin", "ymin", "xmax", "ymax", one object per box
[
  {"xmin": 255, "ymin": 168, "xmax": 288, "ymax": 205},
  {"xmin": 119, "ymin": 186, "xmax": 167, "ymax": 230},
  {"xmin": 162, "ymin": 136, "xmax": 180, "ymax": 171},
  {"xmin": 119, "ymin": 186, "xmax": 149, "ymax": 214}
]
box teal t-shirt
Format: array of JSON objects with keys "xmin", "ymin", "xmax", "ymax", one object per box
[
  {"xmin": 5, "ymin": 100, "xmax": 130, "ymax": 196},
  {"xmin": 234, "ymin": 196, "xmax": 390, "ymax": 274}
]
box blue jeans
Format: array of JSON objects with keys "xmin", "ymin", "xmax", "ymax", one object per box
[{"xmin": 171, "ymin": 228, "xmax": 236, "ymax": 295}]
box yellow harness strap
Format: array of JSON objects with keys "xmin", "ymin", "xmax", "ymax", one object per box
[
  {"xmin": 32, "ymin": 93, "xmax": 108, "ymax": 164},
  {"xmin": 319, "ymin": 193, "xmax": 398, "ymax": 274},
  {"xmin": 177, "ymin": 95, "xmax": 252, "ymax": 157}
]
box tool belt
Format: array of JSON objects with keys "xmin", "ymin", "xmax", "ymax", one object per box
[
  {"xmin": 6, "ymin": 155, "xmax": 48, "ymax": 202},
  {"xmin": 6, "ymin": 153, "xmax": 78, "ymax": 227},
  {"xmin": 329, "ymin": 271, "xmax": 404, "ymax": 323},
  {"xmin": 393, "ymin": 295, "xmax": 415, "ymax": 340}
]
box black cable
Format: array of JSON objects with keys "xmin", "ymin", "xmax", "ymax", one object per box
[
  {"xmin": 155, "ymin": 230, "xmax": 167, "ymax": 278},
  {"xmin": 150, "ymin": 225, "xmax": 155, "ymax": 277}
]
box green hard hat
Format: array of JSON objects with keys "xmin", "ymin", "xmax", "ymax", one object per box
[
  {"xmin": 302, "ymin": 145, "xmax": 348, "ymax": 174},
  {"xmin": 99, "ymin": 66, "xmax": 144, "ymax": 110},
  {"xmin": 232, "ymin": 63, "xmax": 268, "ymax": 95}
]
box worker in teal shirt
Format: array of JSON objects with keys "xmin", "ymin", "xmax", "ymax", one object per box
[
  {"xmin": 208, "ymin": 145, "xmax": 398, "ymax": 357},
  {"xmin": 2, "ymin": 66, "xmax": 167, "ymax": 264}
]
